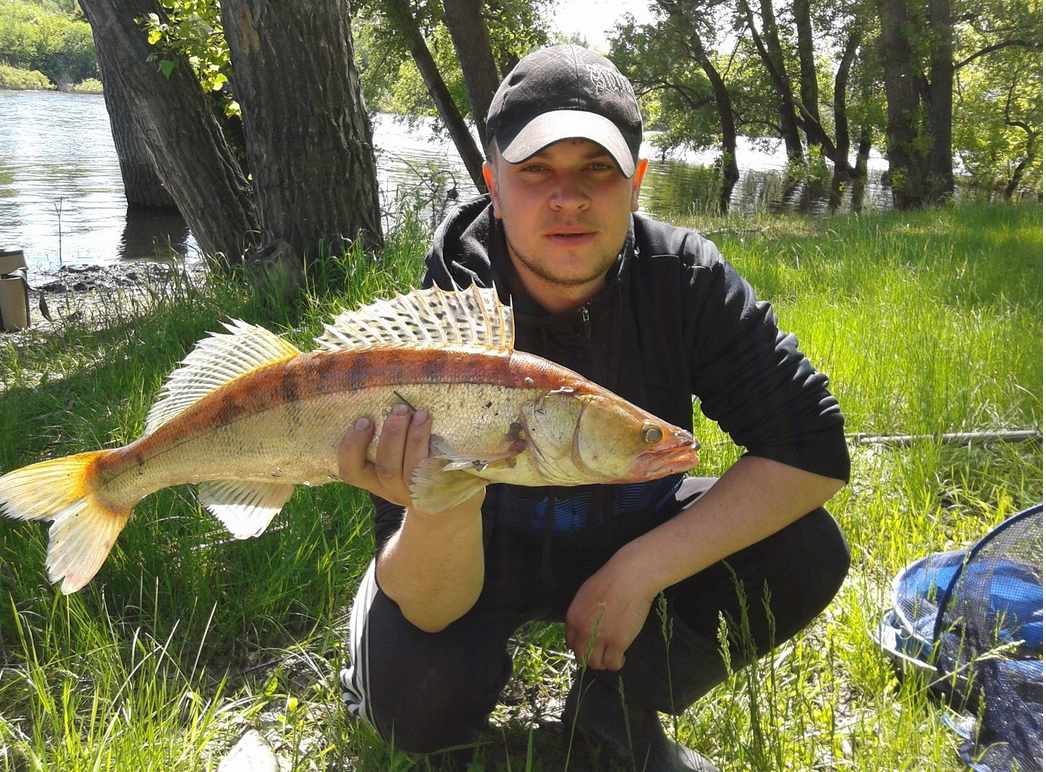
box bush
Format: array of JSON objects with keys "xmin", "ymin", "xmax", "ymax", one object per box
[
  {"xmin": 70, "ymin": 76, "xmax": 102, "ymax": 93},
  {"xmin": 0, "ymin": 61, "xmax": 53, "ymax": 89}
]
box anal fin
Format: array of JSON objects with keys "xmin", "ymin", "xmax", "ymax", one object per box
[{"xmin": 198, "ymin": 480, "xmax": 296, "ymax": 538}]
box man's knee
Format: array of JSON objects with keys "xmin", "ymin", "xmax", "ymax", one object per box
[{"xmin": 785, "ymin": 506, "xmax": 850, "ymax": 612}]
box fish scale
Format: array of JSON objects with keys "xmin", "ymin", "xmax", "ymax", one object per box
[{"xmin": 0, "ymin": 285, "xmax": 699, "ymax": 593}]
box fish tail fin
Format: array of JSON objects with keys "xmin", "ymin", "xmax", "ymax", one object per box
[{"xmin": 0, "ymin": 451, "xmax": 131, "ymax": 594}]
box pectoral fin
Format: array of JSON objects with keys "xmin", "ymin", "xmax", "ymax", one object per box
[
  {"xmin": 410, "ymin": 458, "xmax": 489, "ymax": 513},
  {"xmin": 428, "ymin": 435, "xmax": 524, "ymax": 472},
  {"xmin": 198, "ymin": 480, "xmax": 296, "ymax": 538}
]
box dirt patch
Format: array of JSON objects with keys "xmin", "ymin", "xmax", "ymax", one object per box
[{"xmin": 5, "ymin": 261, "xmax": 206, "ymax": 341}]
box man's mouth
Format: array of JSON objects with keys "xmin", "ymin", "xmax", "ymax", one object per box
[{"xmin": 546, "ymin": 228, "xmax": 596, "ymax": 245}]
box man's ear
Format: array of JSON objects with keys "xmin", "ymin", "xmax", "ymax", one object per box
[
  {"xmin": 630, "ymin": 158, "xmax": 649, "ymax": 212},
  {"xmin": 483, "ymin": 161, "xmax": 502, "ymax": 219}
]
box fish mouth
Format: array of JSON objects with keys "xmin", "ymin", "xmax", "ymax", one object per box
[{"xmin": 624, "ymin": 433, "xmax": 701, "ymax": 479}]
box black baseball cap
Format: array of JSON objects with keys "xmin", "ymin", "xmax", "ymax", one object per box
[{"xmin": 485, "ymin": 45, "xmax": 643, "ymax": 177}]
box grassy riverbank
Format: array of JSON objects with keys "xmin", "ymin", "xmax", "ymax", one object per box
[{"xmin": 0, "ymin": 201, "xmax": 1041, "ymax": 770}]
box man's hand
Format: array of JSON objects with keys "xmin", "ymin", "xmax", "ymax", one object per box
[
  {"xmin": 565, "ymin": 554, "xmax": 655, "ymax": 670},
  {"xmin": 338, "ymin": 403, "xmax": 433, "ymax": 509},
  {"xmin": 338, "ymin": 403, "xmax": 488, "ymax": 632}
]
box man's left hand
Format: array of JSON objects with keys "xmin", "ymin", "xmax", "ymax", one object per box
[{"xmin": 565, "ymin": 556, "xmax": 654, "ymax": 670}]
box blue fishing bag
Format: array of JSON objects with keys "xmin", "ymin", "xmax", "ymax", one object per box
[{"xmin": 875, "ymin": 504, "xmax": 1043, "ymax": 772}]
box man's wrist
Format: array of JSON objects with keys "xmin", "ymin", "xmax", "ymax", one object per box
[{"xmin": 611, "ymin": 535, "xmax": 669, "ymax": 603}]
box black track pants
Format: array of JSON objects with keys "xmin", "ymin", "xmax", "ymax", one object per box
[{"xmin": 340, "ymin": 477, "xmax": 850, "ymax": 754}]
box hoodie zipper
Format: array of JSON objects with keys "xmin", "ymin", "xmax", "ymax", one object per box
[{"xmin": 580, "ymin": 304, "xmax": 592, "ymax": 339}]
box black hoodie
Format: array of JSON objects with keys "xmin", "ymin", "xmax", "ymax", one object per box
[{"xmin": 372, "ymin": 195, "xmax": 849, "ymax": 553}]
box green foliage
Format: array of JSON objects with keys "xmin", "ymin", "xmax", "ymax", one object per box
[
  {"xmin": 139, "ymin": 0, "xmax": 236, "ymax": 117},
  {"xmin": 0, "ymin": 60, "xmax": 51, "ymax": 88},
  {"xmin": 354, "ymin": 0, "xmax": 551, "ymax": 125},
  {"xmin": 954, "ymin": 46, "xmax": 1043, "ymax": 198},
  {"xmin": 68, "ymin": 74, "xmax": 100, "ymax": 92},
  {"xmin": 0, "ymin": 0, "xmax": 97, "ymax": 87}
]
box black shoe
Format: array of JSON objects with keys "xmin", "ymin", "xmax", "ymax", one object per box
[{"xmin": 562, "ymin": 674, "xmax": 720, "ymax": 772}]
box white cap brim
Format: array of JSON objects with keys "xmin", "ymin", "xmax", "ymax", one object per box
[{"xmin": 498, "ymin": 110, "xmax": 637, "ymax": 177}]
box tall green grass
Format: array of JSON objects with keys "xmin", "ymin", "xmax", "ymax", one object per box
[{"xmin": 0, "ymin": 202, "xmax": 1041, "ymax": 771}]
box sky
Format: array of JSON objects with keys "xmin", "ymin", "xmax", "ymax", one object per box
[{"xmin": 547, "ymin": 0, "xmax": 654, "ymax": 51}]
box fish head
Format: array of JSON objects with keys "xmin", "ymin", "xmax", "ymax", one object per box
[
  {"xmin": 573, "ymin": 393, "xmax": 700, "ymax": 482},
  {"xmin": 522, "ymin": 389, "xmax": 699, "ymax": 484}
]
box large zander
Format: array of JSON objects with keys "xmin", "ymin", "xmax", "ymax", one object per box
[{"xmin": 0, "ymin": 285, "xmax": 699, "ymax": 593}]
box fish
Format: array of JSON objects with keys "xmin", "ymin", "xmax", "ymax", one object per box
[{"xmin": 0, "ymin": 285, "xmax": 700, "ymax": 594}]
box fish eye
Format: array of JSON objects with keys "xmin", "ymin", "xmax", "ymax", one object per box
[{"xmin": 641, "ymin": 424, "xmax": 664, "ymax": 444}]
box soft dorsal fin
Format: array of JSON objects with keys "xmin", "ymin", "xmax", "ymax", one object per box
[
  {"xmin": 316, "ymin": 284, "xmax": 514, "ymax": 353},
  {"xmin": 144, "ymin": 321, "xmax": 301, "ymax": 435}
]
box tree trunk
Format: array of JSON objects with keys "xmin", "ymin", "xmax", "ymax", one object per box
[
  {"xmin": 688, "ymin": 32, "xmax": 738, "ymax": 215},
  {"xmin": 95, "ymin": 50, "xmax": 178, "ymax": 212},
  {"xmin": 221, "ymin": 0, "xmax": 383, "ymax": 292},
  {"xmin": 442, "ymin": 0, "xmax": 501, "ymax": 145},
  {"xmin": 742, "ymin": 0, "xmax": 804, "ymax": 163},
  {"xmin": 792, "ymin": 0, "xmax": 822, "ymax": 160},
  {"xmin": 383, "ymin": 0, "xmax": 487, "ymax": 191},
  {"xmin": 876, "ymin": 0, "xmax": 927, "ymax": 208},
  {"xmin": 829, "ymin": 30, "xmax": 861, "ymax": 211},
  {"xmin": 79, "ymin": 0, "xmax": 257, "ymax": 263},
  {"xmin": 926, "ymin": 0, "xmax": 954, "ymax": 200},
  {"xmin": 876, "ymin": 0, "xmax": 954, "ymax": 207}
]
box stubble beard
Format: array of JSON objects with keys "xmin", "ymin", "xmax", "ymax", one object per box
[{"xmin": 504, "ymin": 231, "xmax": 622, "ymax": 289}]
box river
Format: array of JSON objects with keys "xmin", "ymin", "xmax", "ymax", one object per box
[{"xmin": 0, "ymin": 90, "xmax": 889, "ymax": 278}]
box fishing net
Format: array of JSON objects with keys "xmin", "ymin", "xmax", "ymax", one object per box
[{"xmin": 876, "ymin": 504, "xmax": 1043, "ymax": 772}]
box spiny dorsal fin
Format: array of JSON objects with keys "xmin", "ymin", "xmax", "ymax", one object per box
[
  {"xmin": 316, "ymin": 284, "xmax": 514, "ymax": 353},
  {"xmin": 144, "ymin": 321, "xmax": 301, "ymax": 435}
]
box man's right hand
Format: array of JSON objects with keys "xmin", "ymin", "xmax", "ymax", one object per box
[
  {"xmin": 339, "ymin": 403, "xmax": 488, "ymax": 632},
  {"xmin": 337, "ymin": 403, "xmax": 434, "ymax": 510}
]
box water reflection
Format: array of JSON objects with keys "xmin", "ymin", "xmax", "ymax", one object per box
[
  {"xmin": 1, "ymin": 90, "xmax": 892, "ymax": 278},
  {"xmin": 119, "ymin": 209, "xmax": 191, "ymax": 262}
]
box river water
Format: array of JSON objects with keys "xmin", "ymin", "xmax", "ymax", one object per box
[{"xmin": 0, "ymin": 90, "xmax": 889, "ymax": 278}]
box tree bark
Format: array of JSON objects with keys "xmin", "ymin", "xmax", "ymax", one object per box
[
  {"xmin": 382, "ymin": 0, "xmax": 487, "ymax": 191},
  {"xmin": 926, "ymin": 0, "xmax": 954, "ymax": 199},
  {"xmin": 79, "ymin": 0, "xmax": 257, "ymax": 263},
  {"xmin": 95, "ymin": 50, "xmax": 178, "ymax": 211},
  {"xmin": 876, "ymin": 0, "xmax": 954, "ymax": 207},
  {"xmin": 792, "ymin": 0, "xmax": 822, "ymax": 158},
  {"xmin": 876, "ymin": 0, "xmax": 926, "ymax": 207},
  {"xmin": 442, "ymin": 0, "xmax": 501, "ymax": 145},
  {"xmin": 741, "ymin": 0, "xmax": 804, "ymax": 163},
  {"xmin": 688, "ymin": 32, "xmax": 739, "ymax": 215},
  {"xmin": 829, "ymin": 30, "xmax": 861, "ymax": 211},
  {"xmin": 221, "ymin": 0, "xmax": 383, "ymax": 291}
]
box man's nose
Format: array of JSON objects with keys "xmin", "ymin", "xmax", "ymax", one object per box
[{"xmin": 549, "ymin": 174, "xmax": 589, "ymax": 210}]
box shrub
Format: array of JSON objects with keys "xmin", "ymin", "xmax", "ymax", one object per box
[
  {"xmin": 70, "ymin": 76, "xmax": 103, "ymax": 93},
  {"xmin": 0, "ymin": 61, "xmax": 53, "ymax": 89}
]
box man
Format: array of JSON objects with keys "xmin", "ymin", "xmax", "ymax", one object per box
[{"xmin": 338, "ymin": 45, "xmax": 850, "ymax": 772}]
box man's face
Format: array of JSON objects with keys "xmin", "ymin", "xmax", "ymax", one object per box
[{"xmin": 483, "ymin": 138, "xmax": 648, "ymax": 306}]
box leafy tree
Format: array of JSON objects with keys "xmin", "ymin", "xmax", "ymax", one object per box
[
  {"xmin": 356, "ymin": 0, "xmax": 551, "ymax": 191},
  {"xmin": 875, "ymin": 0, "xmax": 1042, "ymax": 207},
  {"xmin": 953, "ymin": 45, "xmax": 1042, "ymax": 198},
  {"xmin": 0, "ymin": 0, "xmax": 97, "ymax": 85},
  {"xmin": 610, "ymin": 3, "xmax": 741, "ymax": 214}
]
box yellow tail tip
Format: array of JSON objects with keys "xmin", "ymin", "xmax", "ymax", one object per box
[{"xmin": 0, "ymin": 451, "xmax": 131, "ymax": 593}]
